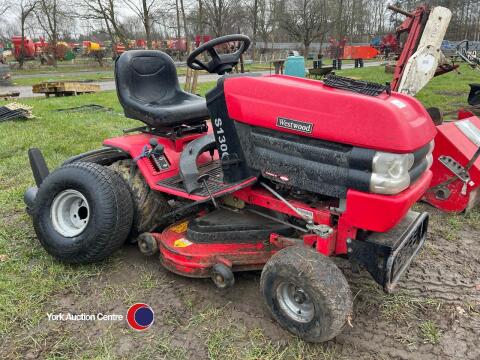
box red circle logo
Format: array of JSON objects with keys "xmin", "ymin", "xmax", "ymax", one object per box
[{"xmin": 126, "ymin": 303, "xmax": 154, "ymax": 331}]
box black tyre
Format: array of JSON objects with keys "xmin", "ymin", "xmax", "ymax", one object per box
[
  {"xmin": 32, "ymin": 162, "xmax": 134, "ymax": 263},
  {"xmin": 109, "ymin": 159, "xmax": 170, "ymax": 238},
  {"xmin": 260, "ymin": 246, "xmax": 352, "ymax": 342},
  {"xmin": 211, "ymin": 263, "xmax": 235, "ymax": 289}
]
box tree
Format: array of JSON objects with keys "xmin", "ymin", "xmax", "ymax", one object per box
[
  {"xmin": 256, "ymin": 0, "xmax": 274, "ymax": 49},
  {"xmin": 123, "ymin": 0, "xmax": 159, "ymax": 48},
  {"xmin": 0, "ymin": 3, "xmax": 10, "ymax": 16},
  {"xmin": 203, "ymin": 0, "xmax": 235, "ymax": 36},
  {"xmin": 35, "ymin": 0, "xmax": 69, "ymax": 66},
  {"xmin": 282, "ymin": 0, "xmax": 331, "ymax": 57},
  {"xmin": 17, "ymin": 0, "xmax": 38, "ymax": 68},
  {"xmin": 81, "ymin": 0, "xmax": 129, "ymax": 49},
  {"xmin": 248, "ymin": 0, "xmax": 259, "ymax": 60},
  {"xmin": 198, "ymin": 0, "xmax": 204, "ymax": 39},
  {"xmin": 179, "ymin": 0, "xmax": 190, "ymax": 52}
]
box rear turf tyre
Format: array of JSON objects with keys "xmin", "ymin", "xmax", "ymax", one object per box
[
  {"xmin": 260, "ymin": 246, "xmax": 352, "ymax": 342},
  {"xmin": 32, "ymin": 162, "xmax": 134, "ymax": 263},
  {"xmin": 109, "ymin": 159, "xmax": 170, "ymax": 239}
]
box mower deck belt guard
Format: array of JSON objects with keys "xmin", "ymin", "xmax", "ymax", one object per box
[{"xmin": 186, "ymin": 207, "xmax": 294, "ymax": 243}]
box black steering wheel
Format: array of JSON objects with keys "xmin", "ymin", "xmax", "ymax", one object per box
[{"xmin": 187, "ymin": 34, "xmax": 251, "ymax": 75}]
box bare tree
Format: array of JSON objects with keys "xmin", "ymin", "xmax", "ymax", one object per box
[
  {"xmin": 282, "ymin": 0, "xmax": 331, "ymax": 57},
  {"xmin": 123, "ymin": 0, "xmax": 159, "ymax": 48},
  {"xmin": 174, "ymin": 0, "xmax": 181, "ymax": 57},
  {"xmin": 179, "ymin": 0, "xmax": 190, "ymax": 52},
  {"xmin": 81, "ymin": 0, "xmax": 129, "ymax": 49},
  {"xmin": 198, "ymin": 0, "xmax": 204, "ymax": 39},
  {"xmin": 16, "ymin": 0, "xmax": 38, "ymax": 68},
  {"xmin": 203, "ymin": 0, "xmax": 235, "ymax": 36},
  {"xmin": 0, "ymin": 3, "xmax": 10, "ymax": 16},
  {"xmin": 35, "ymin": 0, "xmax": 71, "ymax": 66},
  {"xmin": 247, "ymin": 0, "xmax": 259, "ymax": 60}
]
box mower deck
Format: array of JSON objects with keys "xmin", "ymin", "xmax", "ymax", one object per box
[{"xmin": 154, "ymin": 214, "xmax": 291, "ymax": 278}]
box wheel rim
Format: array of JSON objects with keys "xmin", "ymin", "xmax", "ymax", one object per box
[
  {"xmin": 276, "ymin": 281, "xmax": 315, "ymax": 323},
  {"xmin": 51, "ymin": 189, "xmax": 90, "ymax": 237}
]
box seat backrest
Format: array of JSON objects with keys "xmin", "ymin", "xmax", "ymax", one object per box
[{"xmin": 115, "ymin": 50, "xmax": 180, "ymax": 108}]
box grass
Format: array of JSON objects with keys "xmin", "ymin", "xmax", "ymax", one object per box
[
  {"xmin": 355, "ymin": 282, "xmax": 442, "ymax": 324},
  {"xmin": 419, "ymin": 321, "xmax": 442, "ymax": 344},
  {"xmin": 1, "ymin": 65, "xmax": 478, "ymax": 357},
  {"xmin": 335, "ymin": 64, "xmax": 479, "ymax": 112},
  {"xmin": 11, "ymin": 72, "xmax": 115, "ymax": 86},
  {"xmin": 0, "ymin": 82, "xmax": 215, "ymax": 342}
]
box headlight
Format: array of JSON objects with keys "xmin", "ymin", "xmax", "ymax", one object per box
[
  {"xmin": 426, "ymin": 140, "xmax": 434, "ymax": 170},
  {"xmin": 370, "ymin": 152, "xmax": 414, "ymax": 194}
]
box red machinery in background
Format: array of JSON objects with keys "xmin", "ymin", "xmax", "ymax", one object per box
[
  {"xmin": 195, "ymin": 35, "xmax": 212, "ymax": 47},
  {"xmin": 328, "ymin": 38, "xmax": 379, "ymax": 69},
  {"xmin": 379, "ymin": 34, "xmax": 400, "ymax": 58},
  {"xmin": 11, "ymin": 36, "xmax": 36, "ymax": 60},
  {"xmin": 343, "ymin": 45, "xmax": 379, "ymax": 60},
  {"xmin": 388, "ymin": 4, "xmax": 480, "ymax": 213}
]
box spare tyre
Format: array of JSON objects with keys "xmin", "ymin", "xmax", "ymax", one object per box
[{"xmin": 32, "ymin": 162, "xmax": 134, "ymax": 263}]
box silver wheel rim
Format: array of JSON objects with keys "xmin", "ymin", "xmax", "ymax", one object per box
[
  {"xmin": 51, "ymin": 189, "xmax": 90, "ymax": 237},
  {"xmin": 276, "ymin": 282, "xmax": 315, "ymax": 323}
]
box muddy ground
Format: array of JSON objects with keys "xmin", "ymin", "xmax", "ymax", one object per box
[{"xmin": 1, "ymin": 203, "xmax": 479, "ymax": 360}]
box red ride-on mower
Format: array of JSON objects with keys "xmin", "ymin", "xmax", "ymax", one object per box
[{"xmin": 24, "ymin": 35, "xmax": 435, "ymax": 342}]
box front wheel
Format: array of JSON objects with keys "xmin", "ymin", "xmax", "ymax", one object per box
[{"xmin": 260, "ymin": 246, "xmax": 352, "ymax": 342}]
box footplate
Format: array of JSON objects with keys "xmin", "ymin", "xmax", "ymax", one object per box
[
  {"xmin": 348, "ymin": 211, "xmax": 429, "ymax": 293},
  {"xmin": 158, "ymin": 160, "xmax": 256, "ymax": 198}
]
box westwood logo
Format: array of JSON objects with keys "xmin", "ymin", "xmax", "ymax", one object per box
[{"xmin": 126, "ymin": 303, "xmax": 154, "ymax": 331}]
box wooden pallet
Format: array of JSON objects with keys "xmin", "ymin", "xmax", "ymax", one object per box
[{"xmin": 32, "ymin": 81, "xmax": 101, "ymax": 97}]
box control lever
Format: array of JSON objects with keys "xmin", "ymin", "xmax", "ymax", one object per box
[
  {"xmin": 149, "ymin": 138, "xmax": 164, "ymax": 156},
  {"xmin": 198, "ymin": 174, "xmax": 218, "ymax": 208}
]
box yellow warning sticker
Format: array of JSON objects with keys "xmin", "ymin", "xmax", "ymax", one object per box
[
  {"xmin": 174, "ymin": 238, "xmax": 193, "ymax": 247},
  {"xmin": 171, "ymin": 221, "xmax": 189, "ymax": 233}
]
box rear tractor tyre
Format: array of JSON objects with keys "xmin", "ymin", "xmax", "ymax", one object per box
[
  {"xmin": 32, "ymin": 162, "xmax": 134, "ymax": 263},
  {"xmin": 109, "ymin": 159, "xmax": 170, "ymax": 239},
  {"xmin": 260, "ymin": 246, "xmax": 352, "ymax": 342}
]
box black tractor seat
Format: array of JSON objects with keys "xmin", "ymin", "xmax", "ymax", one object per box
[{"xmin": 115, "ymin": 50, "xmax": 210, "ymax": 128}]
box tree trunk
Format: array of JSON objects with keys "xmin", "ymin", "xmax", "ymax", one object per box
[
  {"xmin": 198, "ymin": 0, "xmax": 204, "ymax": 40},
  {"xmin": 142, "ymin": 0, "xmax": 151, "ymax": 49},
  {"xmin": 19, "ymin": 16, "xmax": 26, "ymax": 69},
  {"xmin": 180, "ymin": 0, "xmax": 189, "ymax": 53},
  {"xmin": 252, "ymin": 0, "xmax": 258, "ymax": 61},
  {"xmin": 304, "ymin": 42, "xmax": 310, "ymax": 59},
  {"xmin": 174, "ymin": 0, "xmax": 182, "ymax": 59}
]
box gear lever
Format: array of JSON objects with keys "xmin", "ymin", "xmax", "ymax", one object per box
[
  {"xmin": 198, "ymin": 174, "xmax": 218, "ymax": 208},
  {"xmin": 149, "ymin": 138, "xmax": 164, "ymax": 156}
]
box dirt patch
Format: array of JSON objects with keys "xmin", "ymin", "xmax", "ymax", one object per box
[{"xmin": 1, "ymin": 205, "xmax": 479, "ymax": 359}]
